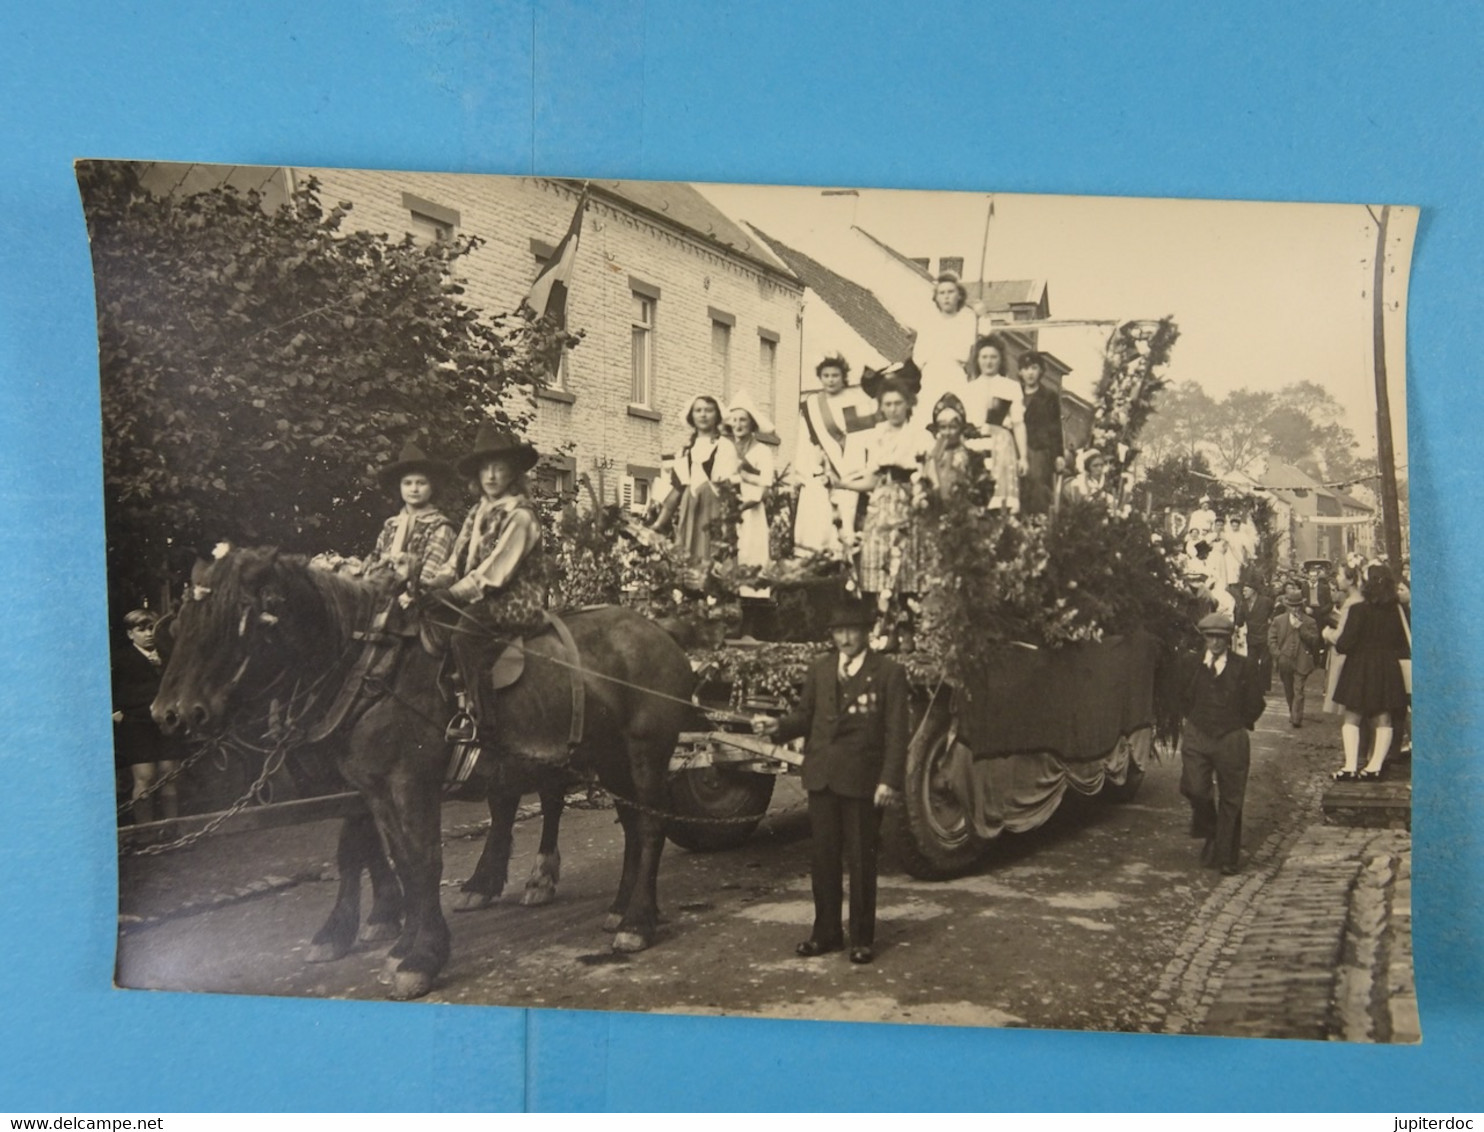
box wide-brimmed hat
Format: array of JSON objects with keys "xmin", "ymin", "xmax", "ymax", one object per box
[
  {"xmin": 1197, "ymin": 612, "xmax": 1235, "ymax": 637},
  {"xmin": 725, "ymin": 389, "xmax": 775, "ymax": 437},
  {"xmin": 827, "ymin": 595, "xmax": 876, "ymax": 630},
  {"xmin": 860, "ymin": 357, "xmax": 923, "ymax": 402},
  {"xmin": 378, "ymin": 441, "xmax": 457, "ymax": 494},
  {"xmin": 456, "ymin": 424, "xmax": 540, "ymax": 479},
  {"xmin": 1281, "ymin": 591, "xmax": 1307, "ymax": 608}
]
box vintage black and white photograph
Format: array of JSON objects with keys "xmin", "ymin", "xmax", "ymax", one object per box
[{"xmin": 83, "ymin": 161, "xmax": 1417, "ymax": 1040}]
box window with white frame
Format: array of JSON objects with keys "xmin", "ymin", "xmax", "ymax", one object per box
[
  {"xmin": 631, "ymin": 289, "xmax": 657, "ymax": 407},
  {"xmin": 622, "ymin": 464, "xmax": 659, "ymax": 514},
  {"xmin": 709, "ymin": 307, "xmax": 734, "ymax": 401},
  {"xmin": 758, "ymin": 329, "xmax": 780, "ymax": 420}
]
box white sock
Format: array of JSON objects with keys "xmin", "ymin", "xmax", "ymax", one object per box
[
  {"xmin": 1366, "ymin": 726, "xmax": 1394, "ymax": 774},
  {"xmin": 1341, "ymin": 723, "xmax": 1361, "ymax": 773}
]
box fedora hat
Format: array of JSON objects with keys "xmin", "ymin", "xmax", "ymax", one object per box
[
  {"xmin": 378, "ymin": 441, "xmax": 457, "ymax": 494},
  {"xmin": 827, "ymin": 595, "xmax": 876, "ymax": 630},
  {"xmin": 456, "ymin": 424, "xmax": 540, "ymax": 479}
]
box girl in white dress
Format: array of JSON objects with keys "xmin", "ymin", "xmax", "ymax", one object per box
[
  {"xmin": 961, "ymin": 335, "xmax": 1027, "ymax": 513},
  {"xmin": 725, "ymin": 390, "xmax": 777, "ymax": 573},
  {"xmin": 911, "ymin": 273, "xmax": 976, "ymax": 419}
]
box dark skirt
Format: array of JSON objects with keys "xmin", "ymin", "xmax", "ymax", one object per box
[{"xmin": 1332, "ymin": 650, "xmax": 1408, "ymax": 717}]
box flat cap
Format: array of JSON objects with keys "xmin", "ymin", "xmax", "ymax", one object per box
[{"xmin": 1197, "ymin": 612, "xmax": 1235, "ymax": 636}]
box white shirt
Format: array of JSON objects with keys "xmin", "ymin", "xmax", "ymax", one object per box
[
  {"xmin": 1202, "ymin": 650, "xmax": 1228, "ymax": 676},
  {"xmin": 838, "ymin": 650, "xmax": 866, "ymax": 682}
]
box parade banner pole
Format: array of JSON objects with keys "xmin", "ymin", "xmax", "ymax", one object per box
[{"xmin": 974, "ymin": 194, "xmax": 995, "ymax": 337}]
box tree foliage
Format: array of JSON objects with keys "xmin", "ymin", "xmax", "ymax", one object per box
[
  {"xmin": 78, "ymin": 162, "xmax": 573, "ymax": 607},
  {"xmin": 1138, "ymin": 375, "xmax": 1363, "ymax": 480}
]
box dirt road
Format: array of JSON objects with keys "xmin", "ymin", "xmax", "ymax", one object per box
[{"xmin": 115, "ymin": 693, "xmax": 1338, "ymax": 1031}]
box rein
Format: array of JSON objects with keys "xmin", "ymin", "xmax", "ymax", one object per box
[{"xmin": 421, "ymin": 592, "xmax": 753, "ymax": 724}]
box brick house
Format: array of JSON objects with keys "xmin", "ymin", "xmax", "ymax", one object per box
[
  {"xmin": 297, "ymin": 170, "xmax": 806, "ymax": 511},
  {"xmin": 135, "ymin": 164, "xmax": 806, "ymax": 512}
]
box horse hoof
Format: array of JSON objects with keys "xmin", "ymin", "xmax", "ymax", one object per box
[
  {"xmin": 359, "ymin": 920, "xmax": 399, "ymax": 943},
  {"xmin": 612, "ymin": 931, "xmax": 650, "ymax": 953},
  {"xmin": 520, "ymin": 883, "xmax": 556, "ymax": 907},
  {"xmin": 453, "ymin": 891, "xmax": 498, "ymax": 913},
  {"xmin": 601, "ymin": 912, "xmax": 623, "ymax": 932},
  {"xmin": 306, "ymin": 941, "xmax": 347, "ymax": 964},
  {"xmin": 388, "ymin": 969, "xmax": 435, "ymax": 1001}
]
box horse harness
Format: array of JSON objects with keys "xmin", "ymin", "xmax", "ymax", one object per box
[{"xmin": 286, "ymin": 596, "xmax": 587, "ymax": 783}]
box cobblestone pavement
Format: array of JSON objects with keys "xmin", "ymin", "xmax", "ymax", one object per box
[{"xmin": 1141, "ymin": 683, "xmax": 1415, "ymax": 1042}]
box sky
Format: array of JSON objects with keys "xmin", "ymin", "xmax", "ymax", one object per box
[{"xmin": 697, "ymin": 182, "xmax": 1416, "ymax": 465}]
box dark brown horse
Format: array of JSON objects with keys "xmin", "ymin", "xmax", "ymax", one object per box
[{"xmin": 152, "ymin": 546, "xmax": 696, "ymax": 999}]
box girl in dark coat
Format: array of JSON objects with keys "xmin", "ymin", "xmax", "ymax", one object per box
[{"xmin": 1332, "ymin": 563, "xmax": 1410, "ymax": 780}]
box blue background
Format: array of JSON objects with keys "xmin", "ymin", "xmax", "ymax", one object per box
[{"xmin": 1, "ymin": 0, "xmax": 1478, "ymax": 1112}]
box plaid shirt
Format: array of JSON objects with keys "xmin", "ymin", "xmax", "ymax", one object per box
[{"xmin": 368, "ymin": 508, "xmax": 457, "ymax": 589}]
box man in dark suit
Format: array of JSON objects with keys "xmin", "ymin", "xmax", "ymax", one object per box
[
  {"xmin": 1238, "ymin": 578, "xmax": 1275, "ymax": 691},
  {"xmin": 1179, "ymin": 612, "xmax": 1266, "ymax": 876},
  {"xmin": 1268, "ymin": 581, "xmax": 1320, "ymax": 728},
  {"xmin": 755, "ymin": 596, "xmax": 909, "ymax": 964}
]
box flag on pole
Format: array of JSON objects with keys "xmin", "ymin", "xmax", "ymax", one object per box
[{"xmin": 522, "ymin": 184, "xmax": 588, "ymax": 328}]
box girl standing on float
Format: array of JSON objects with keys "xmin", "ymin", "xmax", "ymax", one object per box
[
  {"xmin": 725, "ymin": 390, "xmax": 777, "ymax": 574},
  {"xmin": 654, "ymin": 394, "xmax": 738, "ymax": 565},
  {"xmin": 792, "ymin": 354, "xmax": 877, "ymax": 561},
  {"xmin": 961, "ymin": 335, "xmax": 1026, "ymax": 512},
  {"xmin": 366, "ymin": 441, "xmax": 459, "ymax": 605},
  {"xmin": 911, "ymin": 272, "xmax": 976, "ymax": 418},
  {"xmin": 849, "ymin": 372, "xmax": 929, "ymax": 651}
]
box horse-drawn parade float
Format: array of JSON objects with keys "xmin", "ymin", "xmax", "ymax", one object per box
[{"xmin": 116, "ymin": 311, "xmax": 1224, "ymax": 1004}]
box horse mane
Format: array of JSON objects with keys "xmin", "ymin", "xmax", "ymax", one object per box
[{"xmin": 272, "ymin": 554, "xmax": 394, "ymax": 645}]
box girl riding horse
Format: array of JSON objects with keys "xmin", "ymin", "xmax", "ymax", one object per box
[{"xmin": 429, "ymin": 425, "xmax": 548, "ymax": 748}]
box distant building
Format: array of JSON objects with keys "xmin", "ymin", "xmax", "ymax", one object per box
[
  {"xmin": 749, "ymin": 222, "xmax": 1089, "ymax": 458},
  {"xmin": 1253, "ymin": 459, "xmax": 1376, "ymax": 565}
]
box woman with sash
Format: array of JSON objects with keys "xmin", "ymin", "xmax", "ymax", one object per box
[{"xmin": 791, "ymin": 354, "xmax": 878, "ymax": 561}]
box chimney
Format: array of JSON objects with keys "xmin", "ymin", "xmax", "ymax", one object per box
[
  {"xmin": 937, "ymin": 256, "xmax": 965, "ymax": 277},
  {"xmin": 909, "ymin": 257, "xmax": 930, "ymax": 273}
]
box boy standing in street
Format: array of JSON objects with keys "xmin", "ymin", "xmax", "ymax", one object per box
[{"xmin": 755, "ymin": 596, "xmax": 908, "ymax": 964}]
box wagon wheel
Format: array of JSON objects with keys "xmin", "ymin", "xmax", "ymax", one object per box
[
  {"xmin": 665, "ymin": 767, "xmax": 776, "ymax": 852},
  {"xmin": 890, "ymin": 705, "xmax": 988, "ymax": 880}
]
